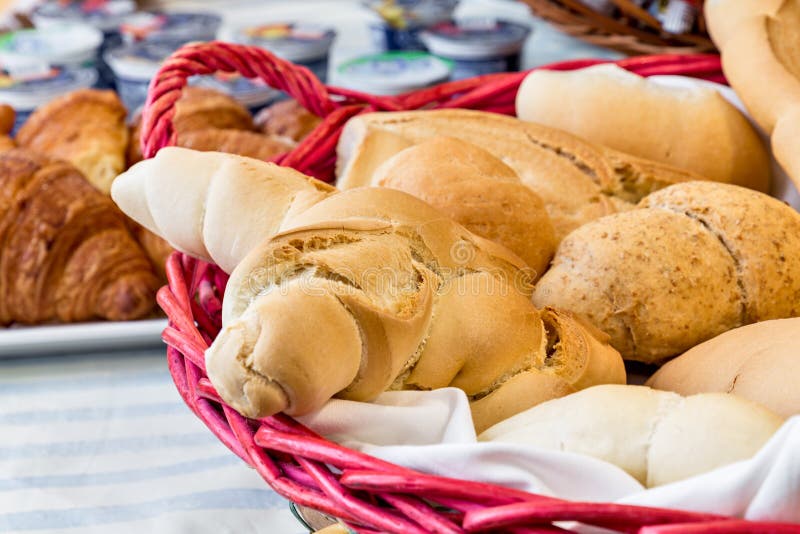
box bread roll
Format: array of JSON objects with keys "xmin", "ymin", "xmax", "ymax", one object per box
[
  {"xmin": 113, "ymin": 149, "xmax": 626, "ymax": 430},
  {"xmin": 371, "ymin": 137, "xmax": 556, "ymax": 278},
  {"xmin": 647, "ymin": 319, "xmax": 800, "ymax": 418},
  {"xmin": 533, "ymin": 181, "xmax": 800, "ymax": 363},
  {"xmin": 516, "ymin": 65, "xmax": 770, "ymax": 192},
  {"xmin": 112, "ymin": 147, "xmax": 335, "ymax": 273},
  {"xmin": 336, "ymin": 109, "xmax": 704, "ymax": 240},
  {"xmin": 480, "ymin": 385, "xmax": 784, "ymax": 487},
  {"xmin": 772, "ymin": 106, "xmax": 800, "ymax": 191},
  {"xmin": 706, "ymin": 0, "xmax": 800, "ymax": 134}
]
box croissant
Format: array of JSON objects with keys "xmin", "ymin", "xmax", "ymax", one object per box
[
  {"xmin": 254, "ymin": 98, "xmax": 321, "ymax": 142},
  {"xmin": 0, "ymin": 150, "xmax": 159, "ymax": 324},
  {"xmin": 127, "ymin": 87, "xmax": 256, "ymax": 165},
  {"xmin": 16, "ymin": 89, "xmax": 128, "ymax": 194},
  {"xmin": 113, "ymin": 148, "xmax": 625, "ymax": 430},
  {"xmin": 178, "ymin": 128, "xmax": 295, "ymax": 161},
  {"xmin": 0, "ymin": 104, "xmax": 15, "ymax": 152}
]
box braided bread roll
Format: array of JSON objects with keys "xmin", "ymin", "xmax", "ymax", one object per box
[
  {"xmin": 533, "ymin": 181, "xmax": 800, "ymax": 363},
  {"xmin": 113, "ymin": 148, "xmax": 625, "ymax": 429},
  {"xmin": 112, "ymin": 148, "xmax": 336, "ymax": 274},
  {"xmin": 0, "ymin": 150, "xmax": 159, "ymax": 324}
]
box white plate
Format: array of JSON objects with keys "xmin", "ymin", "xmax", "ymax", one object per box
[{"xmin": 0, "ymin": 318, "xmax": 168, "ymax": 358}]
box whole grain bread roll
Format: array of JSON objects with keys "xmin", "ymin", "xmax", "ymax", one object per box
[
  {"xmin": 647, "ymin": 319, "xmax": 800, "ymax": 418},
  {"xmin": 371, "ymin": 137, "xmax": 556, "ymax": 279},
  {"xmin": 336, "ymin": 109, "xmax": 704, "ymax": 241},
  {"xmin": 515, "ymin": 65, "xmax": 771, "ymax": 192},
  {"xmin": 533, "ymin": 181, "xmax": 800, "ymax": 363},
  {"xmin": 113, "ymin": 148, "xmax": 626, "ymax": 430},
  {"xmin": 480, "ymin": 385, "xmax": 784, "ymax": 487}
]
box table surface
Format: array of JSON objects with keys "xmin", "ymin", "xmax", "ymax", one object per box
[{"xmin": 0, "ymin": 2, "xmax": 619, "ymax": 532}]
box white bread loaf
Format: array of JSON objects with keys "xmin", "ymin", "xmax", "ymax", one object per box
[
  {"xmin": 370, "ymin": 136, "xmax": 556, "ymax": 279},
  {"xmin": 515, "ymin": 65, "xmax": 771, "ymax": 192},
  {"xmin": 112, "ymin": 149, "xmax": 626, "ymax": 431},
  {"xmin": 111, "ymin": 147, "xmax": 335, "ymax": 273},
  {"xmin": 533, "ymin": 181, "xmax": 800, "ymax": 363},
  {"xmin": 480, "ymin": 385, "xmax": 784, "ymax": 487},
  {"xmin": 336, "ymin": 109, "xmax": 704, "ymax": 240},
  {"xmin": 648, "ymin": 319, "xmax": 800, "ymax": 418},
  {"xmin": 706, "ymin": 0, "xmax": 800, "ymax": 134}
]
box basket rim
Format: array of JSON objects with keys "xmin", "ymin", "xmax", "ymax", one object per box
[{"xmin": 143, "ymin": 43, "xmax": 797, "ymax": 533}]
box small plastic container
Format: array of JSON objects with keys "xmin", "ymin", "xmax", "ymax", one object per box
[
  {"xmin": 364, "ymin": 0, "xmax": 459, "ymax": 51},
  {"xmin": 421, "ymin": 19, "xmax": 530, "ymax": 80},
  {"xmin": 104, "ymin": 41, "xmax": 177, "ymax": 114},
  {"xmin": 332, "ymin": 51, "xmax": 452, "ymax": 95},
  {"xmin": 0, "ymin": 66, "xmax": 98, "ymax": 133},
  {"xmin": 0, "ymin": 23, "xmax": 103, "ymax": 70},
  {"xmin": 120, "ymin": 11, "xmax": 222, "ymax": 45},
  {"xmin": 220, "ymin": 23, "xmax": 336, "ymax": 83},
  {"xmin": 33, "ymin": 0, "xmax": 138, "ymax": 89}
]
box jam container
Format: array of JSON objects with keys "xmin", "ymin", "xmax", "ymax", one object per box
[
  {"xmin": 104, "ymin": 41, "xmax": 175, "ymax": 114},
  {"xmin": 120, "ymin": 11, "xmax": 222, "ymax": 45},
  {"xmin": 421, "ymin": 19, "xmax": 530, "ymax": 80},
  {"xmin": 0, "ymin": 66, "xmax": 98, "ymax": 133},
  {"xmin": 0, "ymin": 23, "xmax": 103, "ymax": 71},
  {"xmin": 33, "ymin": 0, "xmax": 138, "ymax": 89},
  {"xmin": 332, "ymin": 51, "xmax": 452, "ymax": 95},
  {"xmin": 364, "ymin": 0, "xmax": 459, "ymax": 51},
  {"xmin": 220, "ymin": 23, "xmax": 336, "ymax": 83}
]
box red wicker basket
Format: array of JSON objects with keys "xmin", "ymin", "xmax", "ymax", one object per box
[{"xmin": 142, "ymin": 42, "xmax": 797, "ymax": 533}]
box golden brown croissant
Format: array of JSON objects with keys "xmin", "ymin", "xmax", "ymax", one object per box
[
  {"xmin": 254, "ymin": 99, "xmax": 321, "ymax": 142},
  {"xmin": 0, "ymin": 104, "xmax": 16, "ymax": 154},
  {"xmin": 177, "ymin": 128, "xmax": 295, "ymax": 161},
  {"xmin": 16, "ymin": 90, "xmax": 129, "ymax": 194},
  {"xmin": 0, "ymin": 150, "xmax": 159, "ymax": 324},
  {"xmin": 128, "ymin": 87, "xmax": 256, "ymax": 165}
]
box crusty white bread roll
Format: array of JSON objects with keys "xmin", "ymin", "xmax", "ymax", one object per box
[
  {"xmin": 217, "ymin": 187, "xmax": 625, "ymax": 429},
  {"xmin": 112, "ymin": 149, "xmax": 626, "ymax": 431},
  {"xmin": 706, "ymin": 0, "xmax": 800, "ymax": 134},
  {"xmin": 111, "ymin": 147, "xmax": 335, "ymax": 273},
  {"xmin": 647, "ymin": 319, "xmax": 800, "ymax": 418},
  {"xmin": 515, "ymin": 65, "xmax": 771, "ymax": 192},
  {"xmin": 533, "ymin": 181, "xmax": 800, "ymax": 363},
  {"xmin": 480, "ymin": 385, "xmax": 784, "ymax": 487},
  {"xmin": 772, "ymin": 106, "xmax": 800, "ymax": 191},
  {"xmin": 371, "ymin": 137, "xmax": 556, "ymax": 279},
  {"xmin": 336, "ymin": 109, "xmax": 704, "ymax": 241}
]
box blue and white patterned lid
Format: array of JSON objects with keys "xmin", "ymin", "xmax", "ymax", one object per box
[
  {"xmin": 335, "ymin": 51, "xmax": 452, "ymax": 95},
  {"xmin": 422, "ymin": 19, "xmax": 530, "ymax": 59},
  {"xmin": 0, "ymin": 66, "xmax": 97, "ymax": 111}
]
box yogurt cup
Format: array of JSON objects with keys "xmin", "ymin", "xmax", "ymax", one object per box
[
  {"xmin": 120, "ymin": 11, "xmax": 222, "ymax": 45},
  {"xmin": 220, "ymin": 23, "xmax": 336, "ymax": 83},
  {"xmin": 104, "ymin": 41, "xmax": 177, "ymax": 114},
  {"xmin": 33, "ymin": 0, "xmax": 138, "ymax": 89},
  {"xmin": 364, "ymin": 0, "xmax": 459, "ymax": 50},
  {"xmin": 0, "ymin": 23, "xmax": 103, "ymax": 70},
  {"xmin": 32, "ymin": 0, "xmax": 137, "ymax": 33},
  {"xmin": 333, "ymin": 51, "xmax": 452, "ymax": 95},
  {"xmin": 421, "ymin": 19, "xmax": 531, "ymax": 80},
  {"xmin": 0, "ymin": 66, "xmax": 98, "ymax": 132}
]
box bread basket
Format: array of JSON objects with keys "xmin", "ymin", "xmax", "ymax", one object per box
[
  {"xmin": 520, "ymin": 0, "xmax": 715, "ymax": 56},
  {"xmin": 143, "ymin": 42, "xmax": 794, "ymax": 533}
]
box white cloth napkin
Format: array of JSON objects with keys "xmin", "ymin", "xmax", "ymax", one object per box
[{"xmin": 298, "ymin": 388, "xmax": 800, "ymax": 522}]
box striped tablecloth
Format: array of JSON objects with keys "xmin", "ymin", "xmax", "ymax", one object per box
[{"xmin": 0, "ymin": 350, "xmax": 301, "ymax": 534}]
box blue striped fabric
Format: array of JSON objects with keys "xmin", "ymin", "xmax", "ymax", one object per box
[{"xmin": 0, "ymin": 350, "xmax": 302, "ymax": 534}]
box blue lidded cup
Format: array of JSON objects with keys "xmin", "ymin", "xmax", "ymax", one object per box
[
  {"xmin": 119, "ymin": 11, "xmax": 222, "ymax": 45},
  {"xmin": 421, "ymin": 19, "xmax": 531, "ymax": 80}
]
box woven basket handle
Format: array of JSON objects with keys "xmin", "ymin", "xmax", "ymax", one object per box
[{"xmin": 140, "ymin": 41, "xmax": 343, "ymax": 160}]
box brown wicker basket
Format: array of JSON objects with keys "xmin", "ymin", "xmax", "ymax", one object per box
[{"xmin": 522, "ymin": 0, "xmax": 716, "ymax": 56}]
